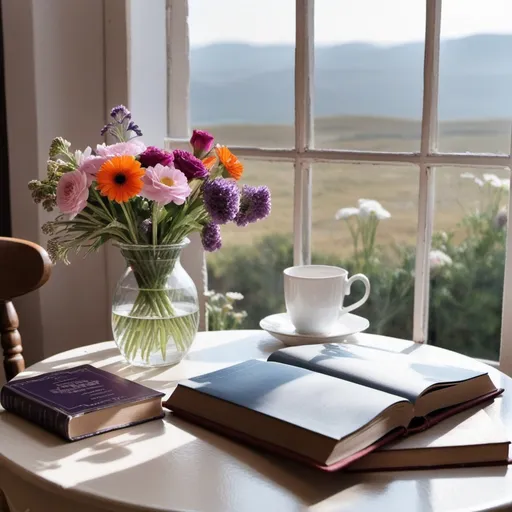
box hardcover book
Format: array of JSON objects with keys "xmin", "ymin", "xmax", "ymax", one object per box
[
  {"xmin": 1, "ymin": 364, "xmax": 164, "ymax": 441},
  {"xmin": 164, "ymin": 343, "xmax": 507, "ymax": 471}
]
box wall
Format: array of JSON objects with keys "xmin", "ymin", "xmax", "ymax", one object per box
[{"xmin": 3, "ymin": 0, "xmax": 111, "ymax": 365}]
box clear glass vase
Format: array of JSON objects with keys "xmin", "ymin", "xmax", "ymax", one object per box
[{"xmin": 111, "ymin": 240, "xmax": 199, "ymax": 367}]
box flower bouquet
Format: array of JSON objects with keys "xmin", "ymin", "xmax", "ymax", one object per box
[{"xmin": 29, "ymin": 105, "xmax": 271, "ymax": 367}]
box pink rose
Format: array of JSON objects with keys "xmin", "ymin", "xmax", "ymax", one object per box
[
  {"xmin": 56, "ymin": 170, "xmax": 89, "ymax": 217},
  {"xmin": 140, "ymin": 164, "xmax": 191, "ymax": 205},
  {"xmin": 96, "ymin": 139, "xmax": 146, "ymax": 157},
  {"xmin": 190, "ymin": 130, "xmax": 214, "ymax": 158},
  {"xmin": 78, "ymin": 155, "xmax": 108, "ymax": 185}
]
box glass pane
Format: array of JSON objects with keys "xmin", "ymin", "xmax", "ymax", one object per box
[
  {"xmin": 438, "ymin": 1, "xmax": 512, "ymax": 153},
  {"xmin": 207, "ymin": 161, "xmax": 293, "ymax": 329},
  {"xmin": 313, "ymin": 163, "xmax": 419, "ymax": 339},
  {"xmin": 314, "ymin": 1, "xmax": 425, "ymax": 151},
  {"xmin": 189, "ymin": 0, "xmax": 295, "ymax": 147},
  {"xmin": 431, "ymin": 167, "xmax": 510, "ymax": 360}
]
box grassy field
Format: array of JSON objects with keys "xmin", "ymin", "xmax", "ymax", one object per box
[{"xmin": 200, "ymin": 116, "xmax": 511, "ymax": 259}]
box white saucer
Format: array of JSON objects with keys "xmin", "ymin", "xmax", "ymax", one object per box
[{"xmin": 259, "ymin": 312, "xmax": 370, "ymax": 346}]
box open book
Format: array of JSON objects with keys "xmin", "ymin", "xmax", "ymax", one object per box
[{"xmin": 164, "ymin": 343, "xmax": 506, "ymax": 471}]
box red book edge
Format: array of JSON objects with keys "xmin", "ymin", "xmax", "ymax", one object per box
[{"xmin": 169, "ymin": 389, "xmax": 506, "ymax": 472}]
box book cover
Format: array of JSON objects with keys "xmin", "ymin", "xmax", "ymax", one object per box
[{"xmin": 1, "ymin": 364, "xmax": 164, "ymax": 440}]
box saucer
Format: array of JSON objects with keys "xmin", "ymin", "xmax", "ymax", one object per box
[{"xmin": 259, "ymin": 313, "xmax": 370, "ymax": 346}]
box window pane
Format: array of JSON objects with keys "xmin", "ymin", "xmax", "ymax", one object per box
[
  {"xmin": 207, "ymin": 162, "xmax": 293, "ymax": 329},
  {"xmin": 189, "ymin": 0, "xmax": 295, "ymax": 148},
  {"xmin": 431, "ymin": 168, "xmax": 510, "ymax": 360},
  {"xmin": 314, "ymin": 1, "xmax": 425, "ymax": 151},
  {"xmin": 313, "ymin": 164, "xmax": 419, "ymax": 339},
  {"xmin": 438, "ymin": 1, "xmax": 512, "ymax": 154}
]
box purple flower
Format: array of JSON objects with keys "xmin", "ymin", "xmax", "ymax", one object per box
[
  {"xmin": 110, "ymin": 105, "xmax": 131, "ymax": 120},
  {"xmin": 139, "ymin": 146, "xmax": 174, "ymax": 168},
  {"xmin": 202, "ymin": 179, "xmax": 240, "ymax": 224},
  {"xmin": 173, "ymin": 149, "xmax": 208, "ymax": 180},
  {"xmin": 128, "ymin": 121, "xmax": 143, "ymax": 137},
  {"xmin": 201, "ymin": 222, "xmax": 222, "ymax": 252},
  {"xmin": 101, "ymin": 104, "xmax": 143, "ymax": 140},
  {"xmin": 190, "ymin": 130, "xmax": 214, "ymax": 157},
  {"xmin": 235, "ymin": 185, "xmax": 271, "ymax": 227}
]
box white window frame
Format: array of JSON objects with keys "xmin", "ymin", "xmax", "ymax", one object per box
[{"xmin": 164, "ymin": 0, "xmax": 512, "ymax": 375}]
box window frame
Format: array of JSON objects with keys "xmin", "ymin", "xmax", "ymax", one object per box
[{"xmin": 164, "ymin": 0, "xmax": 512, "ymax": 374}]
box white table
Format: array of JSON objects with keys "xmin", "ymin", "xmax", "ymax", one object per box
[{"xmin": 0, "ymin": 330, "xmax": 511, "ymax": 512}]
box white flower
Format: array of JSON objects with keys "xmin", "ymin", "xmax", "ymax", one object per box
[
  {"xmin": 483, "ymin": 173, "xmax": 505, "ymax": 188},
  {"xmin": 226, "ymin": 292, "xmax": 244, "ymax": 301},
  {"xmin": 460, "ymin": 172, "xmax": 475, "ymax": 179},
  {"xmin": 501, "ymin": 178, "xmax": 510, "ymax": 191},
  {"xmin": 335, "ymin": 207, "xmax": 360, "ymax": 220},
  {"xmin": 74, "ymin": 146, "xmax": 92, "ymax": 166},
  {"xmin": 358, "ymin": 199, "xmax": 391, "ymax": 220},
  {"xmin": 474, "ymin": 178, "xmax": 484, "ymax": 187},
  {"xmin": 429, "ymin": 250, "xmax": 452, "ymax": 270},
  {"xmin": 204, "ymin": 290, "xmax": 215, "ymax": 298}
]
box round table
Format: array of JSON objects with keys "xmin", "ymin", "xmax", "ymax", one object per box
[{"xmin": 0, "ymin": 330, "xmax": 511, "ymax": 512}]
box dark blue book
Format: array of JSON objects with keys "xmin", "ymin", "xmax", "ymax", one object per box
[{"xmin": 1, "ymin": 364, "xmax": 164, "ymax": 441}]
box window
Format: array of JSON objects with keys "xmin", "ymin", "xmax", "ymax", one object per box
[{"xmin": 165, "ymin": 0, "xmax": 512, "ymax": 373}]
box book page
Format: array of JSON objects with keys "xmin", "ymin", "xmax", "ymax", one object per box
[{"xmin": 268, "ymin": 344, "xmax": 485, "ymax": 403}]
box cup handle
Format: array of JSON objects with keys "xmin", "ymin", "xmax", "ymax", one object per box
[{"xmin": 341, "ymin": 274, "xmax": 371, "ymax": 314}]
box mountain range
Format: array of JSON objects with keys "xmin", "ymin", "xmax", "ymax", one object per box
[{"xmin": 190, "ymin": 34, "xmax": 512, "ymax": 125}]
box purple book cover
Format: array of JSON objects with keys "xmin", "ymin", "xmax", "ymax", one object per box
[{"xmin": 2, "ymin": 364, "xmax": 164, "ymax": 416}]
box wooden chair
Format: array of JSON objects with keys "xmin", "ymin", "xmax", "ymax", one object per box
[{"xmin": 0, "ymin": 237, "xmax": 51, "ymax": 381}]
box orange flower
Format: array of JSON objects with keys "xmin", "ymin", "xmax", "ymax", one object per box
[
  {"xmin": 96, "ymin": 156, "xmax": 144, "ymax": 203},
  {"xmin": 202, "ymin": 155, "xmax": 217, "ymax": 170},
  {"xmin": 215, "ymin": 146, "xmax": 244, "ymax": 180}
]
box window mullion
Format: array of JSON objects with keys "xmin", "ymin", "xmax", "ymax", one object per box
[
  {"xmin": 294, "ymin": 0, "xmax": 314, "ymax": 265},
  {"xmin": 413, "ymin": 0, "xmax": 442, "ymax": 343},
  {"xmin": 165, "ymin": 0, "xmax": 190, "ymax": 141},
  {"xmin": 499, "ymin": 136, "xmax": 512, "ymax": 375}
]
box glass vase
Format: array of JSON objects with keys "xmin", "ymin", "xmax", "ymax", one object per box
[{"xmin": 111, "ymin": 240, "xmax": 199, "ymax": 367}]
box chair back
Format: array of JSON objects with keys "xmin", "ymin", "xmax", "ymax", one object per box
[{"xmin": 0, "ymin": 237, "xmax": 52, "ymax": 380}]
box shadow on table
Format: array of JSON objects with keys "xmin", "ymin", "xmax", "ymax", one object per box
[
  {"xmin": 67, "ymin": 413, "xmax": 509, "ymax": 512},
  {"xmin": 185, "ymin": 331, "xmax": 283, "ymax": 363},
  {"xmin": 0, "ymin": 411, "xmax": 168, "ymax": 473}
]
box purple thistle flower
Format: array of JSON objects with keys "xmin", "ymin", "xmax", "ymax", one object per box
[
  {"xmin": 173, "ymin": 149, "xmax": 208, "ymax": 180},
  {"xmin": 201, "ymin": 222, "xmax": 222, "ymax": 252},
  {"xmin": 139, "ymin": 146, "xmax": 173, "ymax": 168},
  {"xmin": 235, "ymin": 185, "xmax": 271, "ymax": 227},
  {"xmin": 202, "ymin": 179, "xmax": 240, "ymax": 224}
]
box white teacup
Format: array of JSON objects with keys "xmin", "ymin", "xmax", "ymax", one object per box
[{"xmin": 283, "ymin": 265, "xmax": 370, "ymax": 335}]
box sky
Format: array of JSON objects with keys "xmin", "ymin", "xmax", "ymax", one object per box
[{"xmin": 189, "ymin": 0, "xmax": 512, "ymax": 47}]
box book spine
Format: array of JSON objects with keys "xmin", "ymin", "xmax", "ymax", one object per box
[{"xmin": 1, "ymin": 385, "xmax": 71, "ymax": 440}]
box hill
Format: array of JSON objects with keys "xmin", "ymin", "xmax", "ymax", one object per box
[{"xmin": 191, "ymin": 34, "xmax": 512, "ymax": 125}]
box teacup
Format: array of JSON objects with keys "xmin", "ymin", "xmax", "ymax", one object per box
[{"xmin": 283, "ymin": 265, "xmax": 370, "ymax": 335}]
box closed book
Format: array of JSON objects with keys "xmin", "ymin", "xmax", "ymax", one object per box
[
  {"xmin": 348, "ymin": 408, "xmax": 510, "ymax": 471},
  {"xmin": 1, "ymin": 364, "xmax": 164, "ymax": 441},
  {"xmin": 165, "ymin": 343, "xmax": 507, "ymax": 471}
]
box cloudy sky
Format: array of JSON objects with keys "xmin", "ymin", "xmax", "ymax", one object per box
[{"xmin": 189, "ymin": 0, "xmax": 512, "ymax": 46}]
